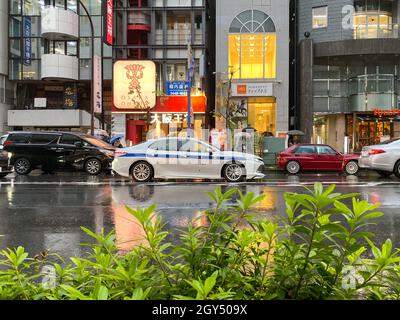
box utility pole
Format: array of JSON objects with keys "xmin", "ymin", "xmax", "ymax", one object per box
[
  {"xmin": 79, "ymin": 0, "xmax": 95, "ymax": 136},
  {"xmin": 187, "ymin": 37, "xmax": 195, "ymax": 131}
]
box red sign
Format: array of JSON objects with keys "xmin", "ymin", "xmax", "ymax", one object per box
[
  {"xmin": 237, "ymin": 85, "xmax": 247, "ymax": 95},
  {"xmin": 112, "ymin": 96, "xmax": 206, "ymax": 113},
  {"xmin": 105, "ymin": 0, "xmax": 113, "ymax": 45},
  {"xmin": 373, "ymin": 108, "xmax": 400, "ymax": 117}
]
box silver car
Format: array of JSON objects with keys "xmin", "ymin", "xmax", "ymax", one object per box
[{"xmin": 359, "ymin": 138, "xmax": 400, "ymax": 178}]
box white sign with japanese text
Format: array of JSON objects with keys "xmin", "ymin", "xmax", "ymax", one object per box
[{"xmin": 232, "ymin": 83, "xmax": 273, "ymax": 97}]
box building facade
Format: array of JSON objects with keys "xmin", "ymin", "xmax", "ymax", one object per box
[
  {"xmin": 215, "ymin": 0, "xmax": 291, "ymax": 138},
  {"xmin": 1, "ymin": 1, "xmax": 14, "ymax": 135},
  {"xmin": 7, "ymin": 0, "xmax": 113, "ymax": 131},
  {"xmin": 298, "ymin": 0, "xmax": 400, "ymax": 152},
  {"xmin": 112, "ymin": 0, "xmax": 215, "ymax": 145}
]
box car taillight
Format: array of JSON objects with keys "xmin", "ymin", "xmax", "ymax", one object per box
[
  {"xmin": 3, "ymin": 140, "xmax": 12, "ymax": 146},
  {"xmin": 368, "ymin": 149, "xmax": 386, "ymax": 155},
  {"xmin": 113, "ymin": 151, "xmax": 127, "ymax": 158}
]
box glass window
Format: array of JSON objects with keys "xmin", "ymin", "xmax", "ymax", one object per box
[
  {"xmin": 79, "ymin": 59, "xmax": 91, "ymax": 79},
  {"xmin": 10, "ymin": 16, "xmax": 22, "ymax": 37},
  {"xmin": 80, "ymin": 16, "xmax": 102, "ymax": 37},
  {"xmin": 178, "ymin": 140, "xmax": 210, "ymax": 152},
  {"xmin": 316, "ymin": 146, "xmax": 337, "ymax": 155},
  {"xmin": 103, "ymin": 59, "xmax": 112, "ymax": 80},
  {"xmin": 10, "ymin": 0, "xmax": 22, "ymax": 15},
  {"xmin": 149, "ymin": 140, "xmax": 170, "ymax": 151},
  {"xmin": 79, "ymin": 0, "xmax": 101, "ymax": 15},
  {"xmin": 23, "ymin": 0, "xmax": 44, "ymax": 15},
  {"xmin": 312, "ymin": 6, "xmax": 328, "ymax": 29},
  {"xmin": 30, "ymin": 134, "xmax": 60, "ymax": 144},
  {"xmin": 60, "ymin": 134, "xmax": 81, "ymax": 145},
  {"xmin": 228, "ymin": 10, "xmax": 276, "ymax": 80},
  {"xmin": 9, "ymin": 59, "xmax": 21, "ymax": 80},
  {"xmin": 10, "ymin": 39, "xmax": 22, "ymax": 58},
  {"xmin": 295, "ymin": 146, "xmax": 316, "ymax": 154},
  {"xmin": 67, "ymin": 0, "xmax": 78, "ymax": 12},
  {"xmin": 67, "ymin": 41, "xmax": 78, "ymax": 56},
  {"xmin": 22, "ymin": 60, "xmax": 40, "ymax": 80},
  {"xmin": 9, "ymin": 133, "xmax": 30, "ymax": 143},
  {"xmin": 248, "ymin": 97, "xmax": 276, "ymax": 134}
]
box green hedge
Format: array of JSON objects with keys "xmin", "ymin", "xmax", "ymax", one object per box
[{"xmin": 1, "ymin": 183, "xmax": 400, "ymax": 300}]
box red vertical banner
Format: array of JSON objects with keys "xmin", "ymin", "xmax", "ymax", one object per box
[{"xmin": 103, "ymin": 0, "xmax": 113, "ymax": 46}]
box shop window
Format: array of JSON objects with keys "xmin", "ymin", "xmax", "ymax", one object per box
[
  {"xmin": 312, "ymin": 6, "xmax": 328, "ymax": 29},
  {"xmin": 247, "ymin": 97, "xmax": 276, "ymax": 135},
  {"xmin": 228, "ymin": 10, "xmax": 276, "ymax": 79},
  {"xmin": 353, "ymin": 0, "xmax": 394, "ymax": 39}
]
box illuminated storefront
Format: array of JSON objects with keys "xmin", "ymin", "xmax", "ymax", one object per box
[
  {"xmin": 215, "ymin": 2, "xmax": 290, "ymax": 136},
  {"xmin": 112, "ymin": 60, "xmax": 206, "ymax": 145}
]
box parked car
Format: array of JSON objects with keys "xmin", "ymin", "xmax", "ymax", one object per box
[
  {"xmin": 277, "ymin": 144, "xmax": 360, "ymax": 175},
  {"xmin": 3, "ymin": 131, "xmax": 116, "ymax": 175},
  {"xmin": 0, "ymin": 136, "xmax": 13, "ymax": 178},
  {"xmin": 359, "ymin": 138, "xmax": 400, "ymax": 178},
  {"xmin": 0, "ymin": 135, "xmax": 7, "ymax": 150},
  {"xmin": 112, "ymin": 137, "xmax": 265, "ymax": 182}
]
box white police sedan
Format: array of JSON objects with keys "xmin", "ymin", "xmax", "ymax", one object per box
[{"xmin": 112, "ymin": 137, "xmax": 265, "ymax": 182}]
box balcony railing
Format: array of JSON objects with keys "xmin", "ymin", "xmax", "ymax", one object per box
[
  {"xmin": 354, "ymin": 24, "xmax": 399, "ymax": 39},
  {"xmin": 155, "ymin": 29, "xmax": 203, "ymax": 45}
]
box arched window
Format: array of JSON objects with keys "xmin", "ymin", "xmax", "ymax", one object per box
[{"xmin": 229, "ymin": 10, "xmax": 276, "ymax": 79}]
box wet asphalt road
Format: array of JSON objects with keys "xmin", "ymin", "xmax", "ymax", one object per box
[{"xmin": 0, "ymin": 170, "xmax": 400, "ymax": 258}]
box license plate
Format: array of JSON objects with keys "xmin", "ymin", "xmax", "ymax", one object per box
[
  {"xmin": 361, "ymin": 151, "xmax": 369, "ymax": 157},
  {"xmin": 0, "ymin": 167, "xmax": 2, "ymax": 172}
]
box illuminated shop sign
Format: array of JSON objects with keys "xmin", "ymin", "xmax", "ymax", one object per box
[
  {"xmin": 151, "ymin": 113, "xmax": 189, "ymax": 124},
  {"xmin": 103, "ymin": 0, "xmax": 113, "ymax": 45},
  {"xmin": 23, "ymin": 17, "xmax": 32, "ymax": 66},
  {"xmin": 166, "ymin": 81, "xmax": 190, "ymax": 96},
  {"xmin": 373, "ymin": 108, "xmax": 400, "ymax": 117},
  {"xmin": 113, "ymin": 60, "xmax": 156, "ymax": 110}
]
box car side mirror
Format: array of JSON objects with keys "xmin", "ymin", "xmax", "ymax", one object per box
[{"xmin": 74, "ymin": 141, "xmax": 83, "ymax": 148}]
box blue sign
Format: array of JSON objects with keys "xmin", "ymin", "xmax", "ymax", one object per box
[
  {"xmin": 166, "ymin": 81, "xmax": 189, "ymax": 96},
  {"xmin": 23, "ymin": 17, "xmax": 32, "ymax": 66}
]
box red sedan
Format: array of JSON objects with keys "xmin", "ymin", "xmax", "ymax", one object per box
[{"xmin": 277, "ymin": 144, "xmax": 360, "ymax": 175}]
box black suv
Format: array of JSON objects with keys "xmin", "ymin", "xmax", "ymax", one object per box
[{"xmin": 3, "ymin": 132, "xmax": 116, "ymax": 175}]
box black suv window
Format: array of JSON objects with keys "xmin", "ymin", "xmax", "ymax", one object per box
[
  {"xmin": 8, "ymin": 133, "xmax": 31, "ymax": 143},
  {"xmin": 60, "ymin": 134, "xmax": 82, "ymax": 146},
  {"xmin": 295, "ymin": 146, "xmax": 316, "ymax": 154},
  {"xmin": 30, "ymin": 134, "xmax": 60, "ymax": 144}
]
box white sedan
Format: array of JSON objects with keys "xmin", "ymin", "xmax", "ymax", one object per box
[{"xmin": 112, "ymin": 137, "xmax": 265, "ymax": 182}]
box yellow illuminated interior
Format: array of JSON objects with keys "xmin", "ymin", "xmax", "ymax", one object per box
[
  {"xmin": 248, "ymin": 97, "xmax": 276, "ymax": 134},
  {"xmin": 229, "ymin": 33, "xmax": 276, "ymax": 79},
  {"xmin": 353, "ymin": 13, "xmax": 392, "ymax": 38}
]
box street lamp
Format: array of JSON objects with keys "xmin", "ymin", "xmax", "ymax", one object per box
[{"xmin": 79, "ymin": 0, "xmax": 95, "ymax": 136}]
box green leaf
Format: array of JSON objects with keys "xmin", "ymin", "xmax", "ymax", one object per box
[
  {"xmin": 97, "ymin": 286, "xmax": 109, "ymax": 300},
  {"xmin": 204, "ymin": 271, "xmax": 218, "ymax": 297}
]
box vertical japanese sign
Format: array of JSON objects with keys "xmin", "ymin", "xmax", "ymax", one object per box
[
  {"xmin": 64, "ymin": 84, "xmax": 78, "ymax": 109},
  {"xmin": 93, "ymin": 55, "xmax": 103, "ymax": 114},
  {"xmin": 103, "ymin": 0, "xmax": 113, "ymax": 45},
  {"xmin": 23, "ymin": 17, "xmax": 32, "ymax": 66}
]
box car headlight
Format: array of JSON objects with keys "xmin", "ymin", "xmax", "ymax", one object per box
[{"xmin": 101, "ymin": 150, "xmax": 114, "ymax": 158}]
